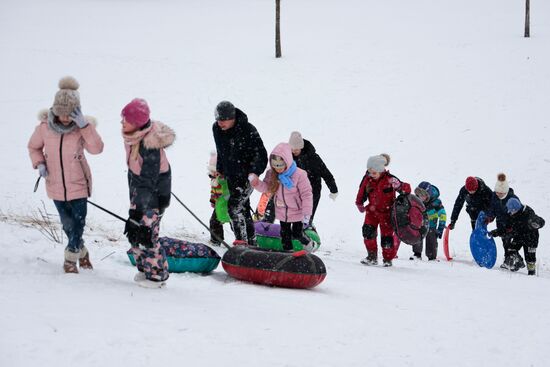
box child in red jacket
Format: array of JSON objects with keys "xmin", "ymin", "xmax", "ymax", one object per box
[{"xmin": 355, "ymin": 154, "xmax": 411, "ymax": 266}]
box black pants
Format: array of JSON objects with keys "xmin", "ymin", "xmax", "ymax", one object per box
[
  {"xmin": 280, "ymin": 221, "xmax": 310, "ymax": 251},
  {"xmin": 310, "ymin": 190, "xmax": 321, "ymax": 225},
  {"xmin": 412, "ymin": 228, "xmax": 438, "ymax": 260},
  {"xmin": 209, "ymin": 209, "xmax": 224, "ymax": 244},
  {"xmin": 509, "ymin": 236, "xmax": 538, "ymax": 264},
  {"xmin": 227, "ymin": 180, "xmax": 255, "ymax": 243}
]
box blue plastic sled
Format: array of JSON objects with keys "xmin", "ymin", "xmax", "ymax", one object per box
[{"xmin": 469, "ymin": 211, "xmax": 497, "ymax": 269}]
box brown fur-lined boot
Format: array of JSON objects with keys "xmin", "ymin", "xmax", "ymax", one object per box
[
  {"xmin": 79, "ymin": 246, "xmax": 93, "ymax": 270},
  {"xmin": 64, "ymin": 249, "xmax": 80, "ymax": 274}
]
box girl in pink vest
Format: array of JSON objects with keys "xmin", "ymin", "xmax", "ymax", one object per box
[
  {"xmin": 28, "ymin": 76, "xmax": 104, "ymax": 273},
  {"xmin": 250, "ymin": 143, "xmax": 315, "ymax": 251}
]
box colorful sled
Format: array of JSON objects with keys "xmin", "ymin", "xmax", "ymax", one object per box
[
  {"xmin": 469, "ymin": 211, "xmax": 497, "ymax": 269},
  {"xmin": 443, "ymin": 226, "xmax": 452, "ymax": 261},
  {"xmin": 254, "ymin": 221, "xmax": 321, "ymax": 252},
  {"xmin": 222, "ymin": 245, "xmax": 326, "ymax": 289},
  {"xmin": 215, "ymin": 178, "xmax": 231, "ymax": 223},
  {"xmin": 127, "ymin": 237, "xmax": 221, "ymax": 273},
  {"xmin": 391, "ymin": 193, "xmax": 429, "ymax": 245}
]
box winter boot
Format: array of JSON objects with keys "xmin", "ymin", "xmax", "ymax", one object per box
[
  {"xmin": 78, "ymin": 246, "xmax": 93, "ymax": 270},
  {"xmin": 64, "ymin": 249, "xmax": 80, "ymax": 274},
  {"xmin": 527, "ymin": 262, "xmax": 536, "ymax": 276},
  {"xmin": 510, "ymin": 253, "xmax": 526, "ymax": 272},
  {"xmin": 409, "ymin": 252, "xmax": 421, "ymax": 261},
  {"xmin": 500, "ymin": 255, "xmax": 513, "ymax": 270},
  {"xmin": 361, "ymin": 251, "xmax": 378, "ymax": 266},
  {"xmin": 383, "ymin": 259, "xmax": 393, "ymax": 267}
]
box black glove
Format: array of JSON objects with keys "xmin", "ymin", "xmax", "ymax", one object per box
[
  {"xmin": 448, "ymin": 221, "xmax": 456, "ymax": 230},
  {"xmin": 124, "ymin": 210, "xmax": 153, "ymax": 247},
  {"xmin": 489, "ymin": 229, "xmax": 500, "ymax": 238}
]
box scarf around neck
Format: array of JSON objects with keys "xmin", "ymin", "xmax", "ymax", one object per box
[
  {"xmin": 122, "ymin": 123, "xmax": 153, "ymax": 160},
  {"xmin": 278, "ymin": 161, "xmax": 297, "ymax": 189},
  {"xmin": 47, "ymin": 108, "xmax": 77, "ymax": 135}
]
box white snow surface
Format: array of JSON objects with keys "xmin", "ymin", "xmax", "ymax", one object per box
[{"xmin": 1, "ymin": 0, "xmax": 550, "ymax": 366}]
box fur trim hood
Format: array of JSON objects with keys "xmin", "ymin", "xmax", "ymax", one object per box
[{"xmin": 143, "ymin": 121, "xmax": 175, "ymax": 149}]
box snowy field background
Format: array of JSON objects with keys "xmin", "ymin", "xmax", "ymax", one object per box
[{"xmin": 1, "ymin": 0, "xmax": 549, "ymax": 366}]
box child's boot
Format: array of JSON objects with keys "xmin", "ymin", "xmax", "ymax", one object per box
[
  {"xmin": 527, "ymin": 262, "xmax": 536, "ymax": 276},
  {"xmin": 361, "ymin": 251, "xmax": 378, "ymax": 266},
  {"xmin": 78, "ymin": 246, "xmax": 93, "ymax": 270},
  {"xmin": 64, "ymin": 249, "xmax": 79, "ymax": 274}
]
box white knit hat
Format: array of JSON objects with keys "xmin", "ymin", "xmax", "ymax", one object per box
[
  {"xmin": 288, "ymin": 131, "xmax": 304, "ymax": 150},
  {"xmin": 367, "ymin": 153, "xmax": 390, "ymax": 173},
  {"xmin": 494, "ymin": 173, "xmax": 509, "ymax": 194}
]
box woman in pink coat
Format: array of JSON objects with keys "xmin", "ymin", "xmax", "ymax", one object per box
[
  {"xmin": 28, "ymin": 76, "xmax": 104, "ymax": 273},
  {"xmin": 249, "ymin": 143, "xmax": 315, "ymax": 251}
]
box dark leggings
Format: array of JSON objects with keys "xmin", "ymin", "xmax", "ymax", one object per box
[{"xmin": 280, "ymin": 221, "xmax": 309, "ymax": 251}]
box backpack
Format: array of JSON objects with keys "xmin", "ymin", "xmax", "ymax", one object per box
[{"xmin": 391, "ymin": 193, "xmax": 429, "ymax": 245}]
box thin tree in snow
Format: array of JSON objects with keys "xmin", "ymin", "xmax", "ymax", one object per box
[{"xmin": 275, "ymin": 0, "xmax": 282, "ymax": 58}]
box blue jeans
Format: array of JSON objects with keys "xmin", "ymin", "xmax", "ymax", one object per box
[{"xmin": 53, "ymin": 198, "xmax": 87, "ymax": 253}]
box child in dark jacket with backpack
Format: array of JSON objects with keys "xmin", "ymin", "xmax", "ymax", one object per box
[
  {"xmin": 355, "ymin": 154, "xmax": 411, "ymax": 267},
  {"xmin": 490, "ymin": 198, "xmax": 545, "ymax": 275},
  {"xmin": 412, "ymin": 181, "xmax": 447, "ymax": 260}
]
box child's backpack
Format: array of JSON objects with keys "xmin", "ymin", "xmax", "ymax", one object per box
[{"xmin": 391, "ymin": 193, "xmax": 429, "ymax": 245}]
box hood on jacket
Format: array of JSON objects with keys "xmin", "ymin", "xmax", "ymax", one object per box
[
  {"xmin": 301, "ymin": 139, "xmax": 316, "ymax": 155},
  {"xmin": 143, "ymin": 121, "xmax": 175, "ymax": 149},
  {"xmin": 270, "ymin": 142, "xmax": 294, "ymax": 173}
]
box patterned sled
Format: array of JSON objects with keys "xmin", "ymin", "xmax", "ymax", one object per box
[{"xmin": 127, "ymin": 237, "xmax": 221, "ymax": 273}]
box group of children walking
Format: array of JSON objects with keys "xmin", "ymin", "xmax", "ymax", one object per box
[{"xmin": 28, "ymin": 77, "xmax": 545, "ymax": 288}]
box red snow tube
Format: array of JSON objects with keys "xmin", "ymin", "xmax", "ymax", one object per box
[
  {"xmin": 222, "ymin": 246, "xmax": 326, "ymax": 289},
  {"xmin": 391, "ymin": 193, "xmax": 429, "ymax": 245}
]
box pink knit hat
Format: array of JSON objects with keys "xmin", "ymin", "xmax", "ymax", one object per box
[{"xmin": 121, "ymin": 98, "xmax": 150, "ymax": 128}]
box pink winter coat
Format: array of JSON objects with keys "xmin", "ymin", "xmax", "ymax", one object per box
[
  {"xmin": 253, "ymin": 143, "xmax": 313, "ymax": 223},
  {"xmin": 28, "ymin": 109, "xmax": 104, "ymax": 201}
]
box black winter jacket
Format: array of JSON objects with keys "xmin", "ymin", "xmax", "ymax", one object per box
[
  {"xmin": 128, "ymin": 143, "xmax": 171, "ymax": 213},
  {"xmin": 294, "ymin": 139, "xmax": 338, "ymax": 198},
  {"xmin": 213, "ymin": 108, "xmax": 268, "ymax": 184},
  {"xmin": 506, "ymin": 205, "xmax": 545, "ymax": 246},
  {"xmin": 450, "ymin": 178, "xmax": 493, "ymax": 222},
  {"xmin": 487, "ymin": 188, "xmax": 519, "ymax": 232}
]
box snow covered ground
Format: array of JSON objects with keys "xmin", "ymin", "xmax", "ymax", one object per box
[{"xmin": 1, "ymin": 0, "xmax": 549, "ymax": 366}]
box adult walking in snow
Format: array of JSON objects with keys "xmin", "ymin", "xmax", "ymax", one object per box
[
  {"xmin": 212, "ymin": 101, "xmax": 268, "ymax": 246},
  {"xmin": 28, "ymin": 76, "xmax": 104, "ymax": 273},
  {"xmin": 288, "ymin": 131, "xmax": 338, "ymax": 228},
  {"xmin": 355, "ymin": 154, "xmax": 411, "ymax": 267},
  {"xmin": 449, "ymin": 176, "xmax": 493, "ymax": 231},
  {"xmin": 121, "ymin": 98, "xmax": 175, "ymax": 288}
]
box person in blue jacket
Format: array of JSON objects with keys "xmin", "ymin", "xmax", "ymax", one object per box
[{"xmin": 412, "ymin": 181, "xmax": 446, "ymax": 260}]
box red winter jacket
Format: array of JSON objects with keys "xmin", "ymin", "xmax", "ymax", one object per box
[{"xmin": 355, "ymin": 171, "xmax": 411, "ymax": 213}]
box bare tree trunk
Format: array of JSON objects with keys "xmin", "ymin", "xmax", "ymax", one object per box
[
  {"xmin": 275, "ymin": 0, "xmax": 282, "ymax": 58},
  {"xmin": 524, "ymin": 0, "xmax": 530, "ymax": 37}
]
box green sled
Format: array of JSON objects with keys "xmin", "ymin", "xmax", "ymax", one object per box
[{"xmin": 215, "ymin": 178, "xmax": 231, "ymax": 223}]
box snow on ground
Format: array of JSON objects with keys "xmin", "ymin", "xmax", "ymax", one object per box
[{"xmin": 1, "ymin": 0, "xmax": 549, "ymax": 366}]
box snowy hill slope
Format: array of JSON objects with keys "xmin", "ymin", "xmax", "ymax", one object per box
[{"xmin": 1, "ymin": 0, "xmax": 549, "ymax": 366}]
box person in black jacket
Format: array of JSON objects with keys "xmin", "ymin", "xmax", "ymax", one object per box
[
  {"xmin": 288, "ymin": 131, "xmax": 338, "ymax": 227},
  {"xmin": 212, "ymin": 101, "xmax": 268, "ymax": 245},
  {"xmin": 491, "ymin": 198, "xmax": 545, "ymax": 275},
  {"xmin": 486, "ymin": 173, "xmax": 521, "ymax": 269},
  {"xmin": 449, "ymin": 176, "xmax": 493, "ymax": 231}
]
